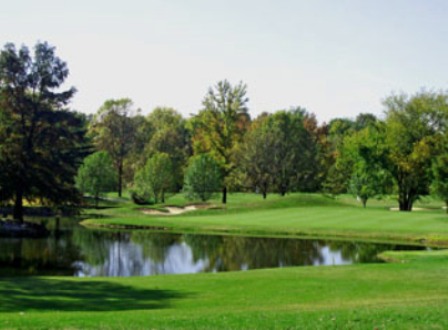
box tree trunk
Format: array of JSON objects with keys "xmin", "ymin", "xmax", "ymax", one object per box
[
  {"xmin": 222, "ymin": 186, "xmax": 227, "ymax": 204},
  {"xmin": 280, "ymin": 185, "xmax": 286, "ymax": 196},
  {"xmin": 12, "ymin": 239, "xmax": 23, "ymax": 268},
  {"xmin": 13, "ymin": 188, "xmax": 24, "ymax": 223},
  {"xmin": 161, "ymin": 190, "xmax": 165, "ymax": 204},
  {"xmin": 398, "ymin": 195, "xmax": 413, "ymax": 211},
  {"xmin": 262, "ymin": 182, "xmax": 267, "ymax": 199},
  {"xmin": 55, "ymin": 216, "xmax": 61, "ymax": 238},
  {"xmin": 118, "ymin": 162, "xmax": 123, "ymax": 197},
  {"xmin": 362, "ymin": 198, "xmax": 367, "ymax": 208}
]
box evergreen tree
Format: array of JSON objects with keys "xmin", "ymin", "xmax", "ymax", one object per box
[{"xmin": 0, "ymin": 42, "xmax": 89, "ymax": 222}]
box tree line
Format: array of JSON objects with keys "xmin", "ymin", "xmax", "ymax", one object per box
[{"xmin": 2, "ymin": 42, "xmax": 448, "ymax": 222}]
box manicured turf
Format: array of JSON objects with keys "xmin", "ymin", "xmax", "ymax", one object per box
[
  {"xmin": 83, "ymin": 193, "xmax": 448, "ymax": 247},
  {"xmin": 1, "ymin": 250, "xmax": 447, "ymax": 329},
  {"xmin": 2, "ymin": 193, "xmax": 447, "ymax": 329}
]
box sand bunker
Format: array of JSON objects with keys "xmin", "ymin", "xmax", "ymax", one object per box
[
  {"xmin": 389, "ymin": 207, "xmax": 428, "ymax": 211},
  {"xmin": 141, "ymin": 205, "xmax": 198, "ymax": 216}
]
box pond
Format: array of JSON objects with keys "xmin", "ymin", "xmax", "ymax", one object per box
[{"xmin": 0, "ymin": 220, "xmax": 426, "ymax": 277}]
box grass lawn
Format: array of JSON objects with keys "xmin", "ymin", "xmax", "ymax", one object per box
[
  {"xmin": 82, "ymin": 193, "xmax": 448, "ymax": 247},
  {"xmin": 1, "ymin": 193, "xmax": 447, "ymax": 329},
  {"xmin": 0, "ymin": 250, "xmax": 447, "ymax": 329}
]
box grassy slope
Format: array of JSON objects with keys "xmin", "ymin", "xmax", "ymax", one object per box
[
  {"xmin": 1, "ymin": 251, "xmax": 447, "ymax": 329},
  {"xmin": 82, "ymin": 193, "xmax": 448, "ymax": 247}
]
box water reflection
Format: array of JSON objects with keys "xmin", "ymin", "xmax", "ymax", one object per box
[
  {"xmin": 74, "ymin": 239, "xmax": 207, "ymax": 277},
  {"xmin": 0, "ymin": 226, "xmax": 425, "ymax": 277},
  {"xmin": 0, "ymin": 231, "xmax": 81, "ymax": 276}
]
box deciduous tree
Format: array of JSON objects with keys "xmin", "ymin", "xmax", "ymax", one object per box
[
  {"xmin": 75, "ymin": 151, "xmax": 117, "ymax": 207},
  {"xmin": 268, "ymin": 108, "xmax": 317, "ymax": 195},
  {"xmin": 340, "ymin": 123, "xmax": 391, "ymax": 207},
  {"xmin": 191, "ymin": 80, "xmax": 250, "ymax": 203},
  {"xmin": 239, "ymin": 114, "xmax": 276, "ymax": 199},
  {"xmin": 431, "ymin": 152, "xmax": 448, "ymax": 213},
  {"xmin": 133, "ymin": 152, "xmax": 174, "ymax": 204},
  {"xmin": 90, "ymin": 98, "xmax": 137, "ymax": 197},
  {"xmin": 384, "ymin": 91, "xmax": 448, "ymax": 211},
  {"xmin": 183, "ymin": 154, "xmax": 222, "ymax": 202},
  {"xmin": 145, "ymin": 107, "xmax": 190, "ymax": 190}
]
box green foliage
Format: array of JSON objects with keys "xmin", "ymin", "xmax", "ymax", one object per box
[
  {"xmin": 183, "ymin": 154, "xmax": 222, "ymax": 202},
  {"xmin": 267, "ymin": 108, "xmax": 319, "ymax": 195},
  {"xmin": 76, "ymin": 152, "xmax": 117, "ymax": 207},
  {"xmin": 324, "ymin": 114, "xmax": 381, "ymax": 196},
  {"xmin": 431, "ymin": 153, "xmax": 448, "ymax": 211},
  {"xmin": 384, "ymin": 91, "xmax": 448, "ymax": 210},
  {"xmin": 133, "ymin": 152, "xmax": 174, "ymax": 204},
  {"xmin": 0, "ymin": 42, "xmax": 89, "ymax": 221},
  {"xmin": 239, "ymin": 115, "xmax": 275, "ymax": 198},
  {"xmin": 349, "ymin": 164, "xmax": 390, "ymax": 208},
  {"xmin": 327, "ymin": 117, "xmax": 355, "ymax": 149},
  {"xmin": 145, "ymin": 107, "xmax": 190, "ymax": 190},
  {"xmin": 342, "ymin": 123, "xmax": 391, "ymax": 207},
  {"xmin": 239, "ymin": 109, "xmax": 320, "ymax": 198},
  {"xmin": 122, "ymin": 114, "xmax": 153, "ymax": 186},
  {"xmin": 191, "ymin": 80, "xmax": 250, "ymax": 203},
  {"xmin": 354, "ymin": 112, "xmax": 378, "ymax": 130},
  {"xmin": 89, "ymin": 98, "xmax": 138, "ymax": 197}
]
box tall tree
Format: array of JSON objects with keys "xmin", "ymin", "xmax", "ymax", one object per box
[
  {"xmin": 431, "ymin": 145, "xmax": 448, "ymax": 213},
  {"xmin": 90, "ymin": 98, "xmax": 137, "ymax": 197},
  {"xmin": 324, "ymin": 114, "xmax": 380, "ymax": 196},
  {"xmin": 341, "ymin": 123, "xmax": 391, "ymax": 207},
  {"xmin": 269, "ymin": 108, "xmax": 316, "ymax": 195},
  {"xmin": 239, "ymin": 114, "xmax": 276, "ymax": 199},
  {"xmin": 145, "ymin": 107, "xmax": 190, "ymax": 190},
  {"xmin": 192, "ymin": 80, "xmax": 250, "ymax": 204},
  {"xmin": 240, "ymin": 109, "xmax": 319, "ymax": 197},
  {"xmin": 122, "ymin": 113, "xmax": 152, "ymax": 185},
  {"xmin": 0, "ymin": 42, "xmax": 89, "ymax": 222},
  {"xmin": 384, "ymin": 91, "xmax": 448, "ymax": 211}
]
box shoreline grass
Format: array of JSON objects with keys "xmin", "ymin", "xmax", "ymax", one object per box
[{"xmin": 82, "ymin": 193, "xmax": 448, "ymax": 247}]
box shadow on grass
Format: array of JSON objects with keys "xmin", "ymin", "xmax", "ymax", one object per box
[{"xmin": 0, "ymin": 277, "xmax": 188, "ymax": 312}]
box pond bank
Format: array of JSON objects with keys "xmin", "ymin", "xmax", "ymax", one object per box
[
  {"xmin": 81, "ymin": 197, "xmax": 448, "ymax": 248},
  {"xmin": 0, "ymin": 220, "xmax": 49, "ymax": 238}
]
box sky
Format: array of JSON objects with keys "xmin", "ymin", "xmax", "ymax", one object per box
[{"xmin": 1, "ymin": 0, "xmax": 448, "ymax": 123}]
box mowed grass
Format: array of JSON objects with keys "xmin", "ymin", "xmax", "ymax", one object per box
[
  {"xmin": 83, "ymin": 193, "xmax": 448, "ymax": 247},
  {"xmin": 2, "ymin": 194, "xmax": 448, "ymax": 329},
  {"xmin": 1, "ymin": 251, "xmax": 447, "ymax": 329}
]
